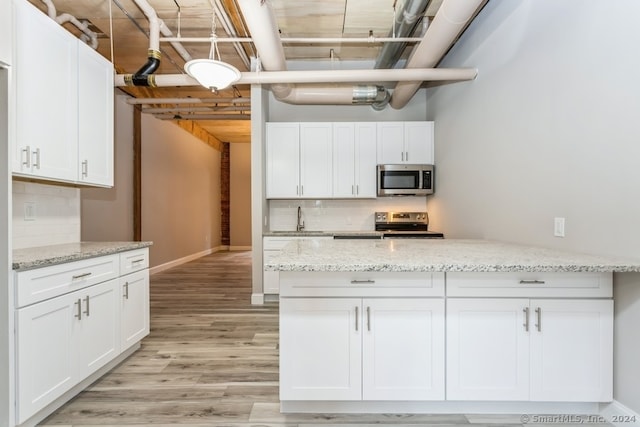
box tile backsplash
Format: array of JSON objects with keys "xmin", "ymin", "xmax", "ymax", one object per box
[
  {"xmin": 13, "ymin": 181, "xmax": 81, "ymax": 249},
  {"xmin": 268, "ymin": 198, "xmax": 428, "ymax": 231}
]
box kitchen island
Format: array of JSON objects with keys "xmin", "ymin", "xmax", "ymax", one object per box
[{"xmin": 267, "ymin": 239, "xmax": 640, "ymax": 415}]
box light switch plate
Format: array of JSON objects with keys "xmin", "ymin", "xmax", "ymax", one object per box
[
  {"xmin": 24, "ymin": 202, "xmax": 36, "ymax": 221},
  {"xmin": 554, "ymin": 217, "xmax": 565, "ymax": 237}
]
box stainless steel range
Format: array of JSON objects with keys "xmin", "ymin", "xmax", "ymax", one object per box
[{"xmin": 374, "ymin": 211, "xmax": 444, "ymax": 239}]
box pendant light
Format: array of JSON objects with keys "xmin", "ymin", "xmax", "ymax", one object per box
[{"xmin": 184, "ymin": 12, "xmax": 240, "ymax": 91}]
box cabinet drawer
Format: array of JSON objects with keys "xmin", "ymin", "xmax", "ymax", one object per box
[
  {"xmin": 16, "ymin": 254, "xmax": 120, "ymax": 308},
  {"xmin": 120, "ymin": 248, "xmax": 149, "ymax": 276},
  {"xmin": 280, "ymin": 271, "xmax": 444, "ymax": 297},
  {"xmin": 446, "ymin": 272, "xmax": 612, "ymax": 298}
]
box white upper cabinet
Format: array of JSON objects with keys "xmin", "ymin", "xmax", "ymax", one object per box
[
  {"xmin": 78, "ymin": 40, "xmax": 114, "ymax": 187},
  {"xmin": 299, "ymin": 123, "xmax": 333, "ymax": 198},
  {"xmin": 266, "ymin": 123, "xmax": 300, "ymax": 198},
  {"xmin": 333, "ymin": 123, "xmax": 377, "ymax": 198},
  {"xmin": 377, "ymin": 121, "xmax": 434, "ymax": 164},
  {"xmin": 12, "ymin": 0, "xmax": 114, "ymax": 187},
  {"xmin": 0, "ymin": 0, "xmax": 12, "ymax": 66},
  {"xmin": 13, "ymin": 0, "xmax": 78, "ymax": 182},
  {"xmin": 265, "ymin": 122, "xmax": 332, "ymax": 199}
]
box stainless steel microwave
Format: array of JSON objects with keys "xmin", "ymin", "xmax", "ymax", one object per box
[{"xmin": 377, "ymin": 164, "xmax": 434, "ymax": 196}]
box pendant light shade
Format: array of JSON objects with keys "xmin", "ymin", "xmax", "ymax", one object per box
[{"xmin": 184, "ymin": 59, "xmax": 241, "ymax": 91}]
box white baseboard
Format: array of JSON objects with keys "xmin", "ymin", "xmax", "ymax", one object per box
[
  {"xmin": 229, "ymin": 245, "xmax": 252, "ymax": 251},
  {"xmin": 251, "ymin": 293, "xmax": 264, "ymax": 305},
  {"xmin": 149, "ymin": 246, "xmax": 224, "ymax": 275},
  {"xmin": 600, "ymin": 400, "xmax": 640, "ymax": 427}
]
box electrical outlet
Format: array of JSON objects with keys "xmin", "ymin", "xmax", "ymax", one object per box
[
  {"xmin": 24, "ymin": 202, "xmax": 36, "ymax": 221},
  {"xmin": 554, "ymin": 217, "xmax": 565, "ymax": 237}
]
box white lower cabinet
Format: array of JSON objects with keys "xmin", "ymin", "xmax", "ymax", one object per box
[
  {"xmin": 15, "ymin": 248, "xmax": 150, "ymax": 425},
  {"xmin": 16, "ymin": 279, "xmax": 119, "ymax": 423},
  {"xmin": 280, "ymin": 297, "xmax": 444, "ymax": 401},
  {"xmin": 446, "ymin": 298, "xmax": 613, "ymax": 402},
  {"xmin": 120, "ymin": 270, "xmax": 150, "ymax": 350}
]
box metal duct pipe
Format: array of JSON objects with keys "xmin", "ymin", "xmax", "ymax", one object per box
[
  {"xmin": 389, "ymin": 0, "xmax": 485, "ymax": 109},
  {"xmin": 114, "ymin": 67, "xmax": 478, "ymax": 87},
  {"xmin": 374, "ymin": 0, "xmax": 429, "ymax": 70},
  {"xmin": 236, "ymin": 0, "xmax": 391, "ymax": 107}
]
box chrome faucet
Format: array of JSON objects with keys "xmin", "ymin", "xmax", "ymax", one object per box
[{"xmin": 296, "ymin": 206, "xmax": 305, "ymax": 232}]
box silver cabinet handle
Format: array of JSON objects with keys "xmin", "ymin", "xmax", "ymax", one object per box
[
  {"xmin": 132, "ymin": 258, "xmax": 145, "ymax": 264},
  {"xmin": 366, "ymin": 306, "xmax": 371, "ymax": 331},
  {"xmin": 535, "ymin": 307, "xmax": 542, "ymax": 332},
  {"xmin": 22, "ymin": 146, "xmax": 31, "ymax": 167},
  {"xmin": 355, "ymin": 306, "xmax": 359, "ymax": 331},
  {"xmin": 401, "ymin": 152, "xmax": 404, "ymax": 162},
  {"xmin": 72, "ymin": 272, "xmax": 92, "ymax": 280},
  {"xmin": 300, "ymin": 185, "xmax": 304, "ymax": 195},
  {"xmin": 32, "ymin": 148, "xmax": 40, "ymax": 169},
  {"xmin": 519, "ymin": 280, "xmax": 546, "ymax": 285},
  {"xmin": 523, "ymin": 307, "xmax": 530, "ymax": 332},
  {"xmin": 123, "ymin": 282, "xmax": 129, "ymax": 299},
  {"xmin": 356, "ymin": 185, "xmax": 359, "ymax": 195},
  {"xmin": 405, "ymin": 151, "xmax": 409, "ymax": 162},
  {"xmin": 350, "ymin": 280, "xmax": 375, "ymax": 284},
  {"xmin": 83, "ymin": 296, "xmax": 90, "ymax": 317},
  {"xmin": 74, "ymin": 298, "xmax": 82, "ymax": 320},
  {"xmin": 81, "ymin": 160, "xmax": 88, "ymax": 178}
]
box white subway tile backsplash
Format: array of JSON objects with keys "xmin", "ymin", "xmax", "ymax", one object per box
[
  {"xmin": 268, "ymin": 198, "xmax": 428, "ymax": 231},
  {"xmin": 12, "ymin": 181, "xmax": 81, "ymax": 249}
]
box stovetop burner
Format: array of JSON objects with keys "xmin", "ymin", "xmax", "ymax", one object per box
[{"xmin": 374, "ymin": 211, "xmax": 444, "ymax": 239}]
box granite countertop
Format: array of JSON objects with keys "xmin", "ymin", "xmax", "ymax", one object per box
[
  {"xmin": 265, "ymin": 238, "xmax": 640, "ymax": 273},
  {"xmin": 13, "ymin": 241, "xmax": 153, "ymax": 271},
  {"xmin": 264, "ymin": 230, "xmax": 382, "ymax": 237}
]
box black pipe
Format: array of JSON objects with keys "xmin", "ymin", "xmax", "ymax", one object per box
[{"xmin": 125, "ymin": 49, "xmax": 161, "ymax": 87}]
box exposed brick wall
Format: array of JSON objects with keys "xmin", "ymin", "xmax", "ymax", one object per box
[{"xmin": 220, "ymin": 142, "xmax": 230, "ymax": 246}]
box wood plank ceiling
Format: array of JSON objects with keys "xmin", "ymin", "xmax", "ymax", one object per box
[{"xmin": 26, "ymin": 0, "xmax": 445, "ymax": 144}]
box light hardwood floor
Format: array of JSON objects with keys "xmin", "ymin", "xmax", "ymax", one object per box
[{"xmin": 38, "ymin": 251, "xmax": 580, "ymax": 427}]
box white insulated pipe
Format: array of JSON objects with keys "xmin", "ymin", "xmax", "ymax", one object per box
[
  {"xmin": 132, "ymin": 0, "xmax": 192, "ymax": 62},
  {"xmin": 159, "ymin": 36, "xmax": 423, "ymax": 44},
  {"xmin": 40, "ymin": 0, "xmax": 98, "ymax": 49},
  {"xmin": 126, "ymin": 97, "xmax": 251, "ymax": 104},
  {"xmin": 114, "ymin": 67, "xmax": 477, "ymax": 87},
  {"xmin": 389, "ymin": 0, "xmax": 484, "ymax": 109}
]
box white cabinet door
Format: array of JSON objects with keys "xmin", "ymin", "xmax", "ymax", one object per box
[
  {"xmin": 280, "ymin": 298, "xmax": 361, "ymax": 400},
  {"xmin": 362, "ymin": 298, "xmax": 444, "ymax": 400},
  {"xmin": 300, "ymin": 123, "xmax": 332, "ymax": 198},
  {"xmin": 530, "ymin": 299, "xmax": 613, "ymax": 402},
  {"xmin": 377, "ymin": 122, "xmax": 404, "ymax": 164},
  {"xmin": 332, "ymin": 123, "xmax": 357, "ymax": 198},
  {"xmin": 78, "ymin": 40, "xmax": 114, "ymax": 187},
  {"xmin": 120, "ymin": 270, "xmax": 150, "ymax": 350},
  {"xmin": 16, "ymin": 293, "xmax": 76, "ymax": 424},
  {"xmin": 0, "ymin": 0, "xmax": 11, "ymax": 66},
  {"xmin": 266, "ymin": 123, "xmax": 300, "ymax": 198},
  {"xmin": 377, "ymin": 122, "xmax": 434, "ymax": 164},
  {"xmin": 13, "ymin": 0, "xmax": 78, "ymax": 181},
  {"xmin": 354, "ymin": 123, "xmax": 377, "ymax": 198},
  {"xmin": 404, "ymin": 121, "xmax": 434, "ymax": 164},
  {"xmin": 74, "ymin": 280, "xmax": 120, "ymax": 379},
  {"xmin": 447, "ymin": 298, "xmax": 530, "ymax": 401}
]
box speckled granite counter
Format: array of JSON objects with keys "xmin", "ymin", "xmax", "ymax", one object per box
[
  {"xmin": 265, "ymin": 238, "xmax": 640, "ymax": 273},
  {"xmin": 13, "ymin": 241, "xmax": 153, "ymax": 271},
  {"xmin": 264, "ymin": 230, "xmax": 382, "ymax": 237}
]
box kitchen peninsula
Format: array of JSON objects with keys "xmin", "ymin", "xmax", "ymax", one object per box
[{"xmin": 267, "ymin": 239, "xmax": 640, "ymax": 415}]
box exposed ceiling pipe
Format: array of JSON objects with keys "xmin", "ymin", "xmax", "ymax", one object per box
[
  {"xmin": 159, "ymin": 36, "xmax": 422, "ymax": 44},
  {"xmin": 40, "ymin": 0, "xmax": 99, "ymax": 49},
  {"xmin": 122, "ymin": 0, "xmax": 193, "ymax": 87},
  {"xmin": 153, "ymin": 114, "xmax": 250, "ymax": 120},
  {"xmin": 126, "ymin": 97, "xmax": 251, "ymax": 104},
  {"xmin": 235, "ymin": 0, "xmax": 391, "ymax": 108},
  {"xmin": 389, "ymin": 0, "xmax": 485, "ymax": 109},
  {"xmin": 374, "ymin": 0, "xmax": 429, "ymax": 70},
  {"xmin": 114, "ymin": 67, "xmax": 478, "ymax": 87},
  {"xmin": 142, "ymin": 106, "xmax": 249, "ymax": 113}
]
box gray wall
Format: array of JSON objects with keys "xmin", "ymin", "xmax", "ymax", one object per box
[{"xmin": 427, "ymin": 0, "xmax": 640, "ymax": 412}]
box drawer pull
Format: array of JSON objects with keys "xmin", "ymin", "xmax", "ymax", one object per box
[
  {"xmin": 131, "ymin": 258, "xmax": 145, "ymax": 264},
  {"xmin": 519, "ymin": 279, "xmax": 546, "ymax": 285},
  {"xmin": 72, "ymin": 272, "xmax": 93, "ymax": 280},
  {"xmin": 74, "ymin": 298, "xmax": 82, "ymax": 320},
  {"xmin": 350, "ymin": 280, "xmax": 375, "ymax": 284}
]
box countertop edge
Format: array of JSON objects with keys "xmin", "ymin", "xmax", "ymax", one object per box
[{"xmin": 13, "ymin": 241, "xmax": 153, "ymax": 271}]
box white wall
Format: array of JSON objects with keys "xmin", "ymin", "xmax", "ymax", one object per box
[{"xmin": 426, "ymin": 0, "xmax": 640, "ymax": 413}]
